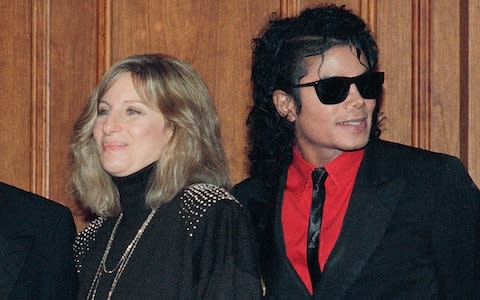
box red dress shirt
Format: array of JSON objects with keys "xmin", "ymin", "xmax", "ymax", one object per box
[{"xmin": 281, "ymin": 147, "xmax": 364, "ymax": 294}]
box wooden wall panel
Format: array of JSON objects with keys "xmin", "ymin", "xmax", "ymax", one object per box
[
  {"xmin": 376, "ymin": 1, "xmax": 413, "ymax": 146},
  {"xmin": 31, "ymin": 1, "xmax": 49, "ymax": 195},
  {"xmin": 0, "ymin": 1, "xmax": 33, "ymax": 190},
  {"xmin": 468, "ymin": 1, "xmax": 480, "ymax": 182},
  {"xmin": 431, "ymin": 0, "xmax": 461, "ymax": 157},
  {"xmin": 48, "ymin": 0, "xmax": 99, "ymax": 219},
  {"xmin": 108, "ymin": 0, "xmax": 279, "ymax": 184}
]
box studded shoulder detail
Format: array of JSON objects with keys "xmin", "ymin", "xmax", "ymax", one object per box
[
  {"xmin": 73, "ymin": 216, "xmax": 106, "ymax": 273},
  {"xmin": 178, "ymin": 183, "xmax": 239, "ymax": 237}
]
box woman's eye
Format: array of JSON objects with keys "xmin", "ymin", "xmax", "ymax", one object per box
[
  {"xmin": 126, "ymin": 108, "xmax": 141, "ymax": 115},
  {"xmin": 97, "ymin": 108, "xmax": 109, "ymax": 116}
]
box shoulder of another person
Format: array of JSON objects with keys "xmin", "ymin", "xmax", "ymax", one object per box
[
  {"xmin": 0, "ymin": 182, "xmax": 72, "ymax": 233},
  {"xmin": 0, "ymin": 181, "xmax": 69, "ymax": 211},
  {"xmin": 231, "ymin": 177, "xmax": 265, "ymax": 195}
]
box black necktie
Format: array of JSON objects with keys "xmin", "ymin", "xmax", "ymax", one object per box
[{"xmin": 307, "ymin": 167, "xmax": 328, "ymax": 291}]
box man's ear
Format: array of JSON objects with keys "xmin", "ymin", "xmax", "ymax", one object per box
[{"xmin": 272, "ymin": 90, "xmax": 297, "ymax": 122}]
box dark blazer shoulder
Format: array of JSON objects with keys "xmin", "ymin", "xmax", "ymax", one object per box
[
  {"xmin": 0, "ymin": 182, "xmax": 76, "ymax": 300},
  {"xmin": 0, "ymin": 182, "xmax": 74, "ymax": 242},
  {"xmin": 231, "ymin": 178, "xmax": 266, "ymax": 204},
  {"xmin": 366, "ymin": 139, "xmax": 467, "ymax": 175},
  {"xmin": 0, "ymin": 182, "xmax": 71, "ymax": 219},
  {"xmin": 369, "ymin": 139, "xmax": 457, "ymax": 160},
  {"xmin": 231, "ymin": 177, "xmax": 274, "ymax": 217}
]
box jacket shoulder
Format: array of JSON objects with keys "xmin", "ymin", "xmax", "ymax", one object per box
[
  {"xmin": 368, "ymin": 139, "xmax": 465, "ymax": 169},
  {"xmin": 178, "ymin": 183, "xmax": 242, "ymax": 237},
  {"xmin": 231, "ymin": 178, "xmax": 267, "ymax": 205},
  {"xmin": 0, "ymin": 182, "xmax": 70, "ymax": 215},
  {"xmin": 0, "ymin": 182, "xmax": 74, "ymax": 234}
]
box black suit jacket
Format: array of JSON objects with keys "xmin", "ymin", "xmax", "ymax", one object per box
[
  {"xmin": 0, "ymin": 182, "xmax": 76, "ymax": 300},
  {"xmin": 232, "ymin": 139, "xmax": 480, "ymax": 299}
]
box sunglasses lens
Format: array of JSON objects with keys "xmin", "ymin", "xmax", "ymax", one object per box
[
  {"xmin": 315, "ymin": 77, "xmax": 349, "ymax": 105},
  {"xmin": 357, "ymin": 72, "xmax": 384, "ymax": 99}
]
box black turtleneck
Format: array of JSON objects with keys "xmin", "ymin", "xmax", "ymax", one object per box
[
  {"xmin": 111, "ymin": 163, "xmax": 154, "ymax": 218},
  {"xmin": 95, "ymin": 163, "xmax": 156, "ymax": 298}
]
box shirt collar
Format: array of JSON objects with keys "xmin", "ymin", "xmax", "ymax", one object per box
[{"xmin": 290, "ymin": 146, "xmax": 365, "ymax": 189}]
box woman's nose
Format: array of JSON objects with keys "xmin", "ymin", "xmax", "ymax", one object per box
[{"xmin": 103, "ymin": 113, "xmax": 121, "ymax": 134}]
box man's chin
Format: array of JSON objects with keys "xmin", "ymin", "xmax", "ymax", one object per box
[{"xmin": 340, "ymin": 141, "xmax": 369, "ymax": 152}]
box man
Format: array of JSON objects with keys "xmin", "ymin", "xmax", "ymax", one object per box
[
  {"xmin": 0, "ymin": 182, "xmax": 76, "ymax": 299},
  {"xmin": 232, "ymin": 4, "xmax": 479, "ymax": 299}
]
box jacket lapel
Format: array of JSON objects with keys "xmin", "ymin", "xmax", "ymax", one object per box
[
  {"xmin": 272, "ymin": 169, "xmax": 313, "ymax": 295},
  {"xmin": 315, "ymin": 140, "xmax": 405, "ymax": 299}
]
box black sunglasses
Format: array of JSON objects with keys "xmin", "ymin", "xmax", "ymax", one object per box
[{"xmin": 292, "ymin": 71, "xmax": 384, "ymax": 105}]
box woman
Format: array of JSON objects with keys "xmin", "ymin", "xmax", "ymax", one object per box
[{"xmin": 72, "ymin": 54, "xmax": 261, "ymax": 299}]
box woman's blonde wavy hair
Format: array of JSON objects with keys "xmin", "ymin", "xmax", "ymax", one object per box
[{"xmin": 71, "ymin": 54, "xmax": 231, "ymax": 217}]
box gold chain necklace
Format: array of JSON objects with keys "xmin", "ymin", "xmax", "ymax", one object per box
[{"xmin": 87, "ymin": 209, "xmax": 157, "ymax": 300}]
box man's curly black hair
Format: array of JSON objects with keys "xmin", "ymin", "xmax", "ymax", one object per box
[{"xmin": 246, "ymin": 4, "xmax": 381, "ymax": 192}]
